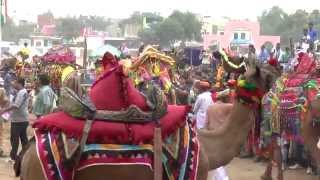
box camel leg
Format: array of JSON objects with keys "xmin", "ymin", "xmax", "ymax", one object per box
[
  {"xmin": 197, "ymin": 147, "xmax": 209, "ymax": 180},
  {"xmin": 20, "ymin": 143, "xmax": 46, "ymax": 180},
  {"xmin": 261, "ymin": 160, "xmax": 273, "ymax": 180},
  {"xmin": 262, "ymin": 139, "xmax": 279, "ymax": 180},
  {"xmin": 273, "ymin": 146, "xmax": 283, "ymax": 180}
]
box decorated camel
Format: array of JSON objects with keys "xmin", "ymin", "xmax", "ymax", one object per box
[
  {"xmin": 260, "ymin": 52, "xmax": 320, "ymax": 180},
  {"xmin": 302, "ymin": 96, "xmax": 320, "ymax": 177},
  {"xmin": 129, "ymin": 46, "xmax": 177, "ymax": 104},
  {"xmin": 17, "ymin": 56, "xmax": 279, "ymax": 180}
]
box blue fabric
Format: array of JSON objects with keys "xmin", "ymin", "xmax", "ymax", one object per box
[
  {"xmin": 308, "ymin": 29, "xmax": 318, "ymax": 42},
  {"xmin": 258, "ymin": 49, "xmax": 269, "ymax": 63}
]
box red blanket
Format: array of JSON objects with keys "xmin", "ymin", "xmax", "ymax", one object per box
[{"xmin": 33, "ymin": 105, "xmax": 190, "ymax": 144}]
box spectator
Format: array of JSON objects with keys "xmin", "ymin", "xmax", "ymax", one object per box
[
  {"xmin": 193, "ymin": 81, "xmax": 213, "ymax": 129},
  {"xmin": 245, "ymin": 44, "xmax": 258, "ymax": 67},
  {"xmin": 279, "ymin": 47, "xmax": 291, "ymax": 72},
  {"xmin": 0, "ymin": 80, "xmax": 9, "ymax": 157},
  {"xmin": 258, "ymin": 45, "xmax": 270, "ymax": 64},
  {"xmin": 308, "ymin": 22, "xmax": 318, "ymax": 50},
  {"xmin": 273, "ymin": 43, "xmax": 283, "ymax": 61},
  {"xmin": 0, "ymin": 78, "xmax": 29, "ymax": 161},
  {"xmin": 4, "ymin": 70, "xmax": 16, "ymax": 98},
  {"xmin": 32, "ymin": 74, "xmax": 57, "ymax": 118}
]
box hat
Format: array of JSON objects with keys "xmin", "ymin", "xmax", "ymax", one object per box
[{"xmin": 196, "ymin": 80, "xmax": 211, "ymax": 91}]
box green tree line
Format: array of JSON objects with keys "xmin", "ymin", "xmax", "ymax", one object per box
[{"xmin": 259, "ymin": 6, "xmax": 320, "ymax": 45}]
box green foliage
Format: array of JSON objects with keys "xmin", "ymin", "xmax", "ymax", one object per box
[
  {"xmin": 2, "ymin": 18, "xmax": 36, "ymax": 42},
  {"xmin": 155, "ymin": 18, "xmax": 184, "ymax": 46},
  {"xmin": 79, "ymin": 15, "xmax": 111, "ymax": 31},
  {"xmin": 137, "ymin": 11, "xmax": 202, "ymax": 47},
  {"xmin": 55, "ymin": 15, "xmax": 111, "ymax": 40},
  {"xmin": 138, "ymin": 27, "xmax": 158, "ymax": 44},
  {"xmin": 56, "ymin": 17, "xmax": 82, "ymax": 40},
  {"xmin": 169, "ymin": 11, "xmax": 202, "ymax": 41},
  {"xmin": 259, "ymin": 6, "xmax": 320, "ymax": 45}
]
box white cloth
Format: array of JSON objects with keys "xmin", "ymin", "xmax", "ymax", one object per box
[
  {"xmin": 193, "ymin": 92, "xmax": 213, "ymax": 129},
  {"xmin": 212, "ymin": 167, "xmax": 229, "ymax": 180}
]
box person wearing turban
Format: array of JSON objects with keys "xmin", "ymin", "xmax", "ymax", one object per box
[
  {"xmin": 193, "ymin": 80, "xmax": 213, "ymax": 129},
  {"xmin": 101, "ymin": 52, "xmax": 118, "ymax": 71}
]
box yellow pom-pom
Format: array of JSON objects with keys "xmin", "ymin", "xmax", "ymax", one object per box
[{"xmin": 238, "ymin": 80, "xmax": 246, "ymax": 87}]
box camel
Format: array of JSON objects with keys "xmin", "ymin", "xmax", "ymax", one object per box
[
  {"xmin": 259, "ymin": 53, "xmax": 320, "ymax": 180},
  {"xmin": 302, "ymin": 98, "xmax": 320, "ymax": 176},
  {"xmin": 212, "ymin": 50, "xmax": 246, "ymax": 74},
  {"xmin": 18, "ymin": 62, "xmax": 280, "ymax": 180}
]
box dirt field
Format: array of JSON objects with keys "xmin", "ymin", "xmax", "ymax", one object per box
[{"xmin": 0, "ymin": 121, "xmax": 317, "ymax": 180}]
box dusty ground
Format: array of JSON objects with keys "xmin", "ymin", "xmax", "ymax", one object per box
[{"xmin": 0, "ymin": 121, "xmax": 317, "ymax": 180}]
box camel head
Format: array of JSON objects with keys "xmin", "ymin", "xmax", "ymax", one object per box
[
  {"xmin": 212, "ymin": 50, "xmax": 246, "ymax": 73},
  {"xmin": 242, "ymin": 62, "xmax": 281, "ymax": 93}
]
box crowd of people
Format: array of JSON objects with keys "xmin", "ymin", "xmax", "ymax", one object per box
[
  {"xmin": 0, "ymin": 22, "xmax": 317, "ymax": 180},
  {"xmin": 0, "ymin": 69, "xmax": 57, "ymax": 162}
]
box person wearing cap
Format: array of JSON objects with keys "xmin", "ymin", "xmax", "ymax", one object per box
[{"xmin": 193, "ymin": 80, "xmax": 213, "ymax": 129}]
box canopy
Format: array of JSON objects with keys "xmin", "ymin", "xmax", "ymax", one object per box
[
  {"xmin": 90, "ymin": 44, "xmax": 121, "ymax": 60},
  {"xmin": 42, "ymin": 45, "xmax": 76, "ymax": 64}
]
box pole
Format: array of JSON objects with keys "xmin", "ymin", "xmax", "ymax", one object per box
[
  {"xmin": 289, "ymin": 38, "xmax": 294, "ymax": 58},
  {"xmin": 83, "ymin": 37, "xmax": 87, "ymax": 69}
]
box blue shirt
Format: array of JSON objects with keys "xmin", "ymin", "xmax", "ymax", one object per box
[
  {"xmin": 308, "ymin": 29, "xmax": 318, "ymax": 42},
  {"xmin": 258, "ymin": 49, "xmax": 269, "ymax": 63}
]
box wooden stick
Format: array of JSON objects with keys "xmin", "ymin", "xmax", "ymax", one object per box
[{"xmin": 154, "ymin": 127, "xmax": 162, "ymax": 180}]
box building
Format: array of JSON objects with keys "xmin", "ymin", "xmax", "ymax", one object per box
[{"xmin": 203, "ymin": 20, "xmax": 280, "ymax": 53}]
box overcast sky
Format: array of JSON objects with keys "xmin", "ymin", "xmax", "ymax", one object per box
[{"xmin": 8, "ymin": 0, "xmax": 320, "ymax": 21}]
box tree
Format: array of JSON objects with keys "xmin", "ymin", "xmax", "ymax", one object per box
[
  {"xmin": 169, "ymin": 11, "xmax": 202, "ymax": 41},
  {"xmin": 79, "ymin": 15, "xmax": 111, "ymax": 31},
  {"xmin": 137, "ymin": 11, "xmax": 202, "ymax": 46},
  {"xmin": 259, "ymin": 6, "xmax": 320, "ymax": 45},
  {"xmin": 155, "ymin": 18, "xmax": 184, "ymax": 46},
  {"xmin": 138, "ymin": 28, "xmax": 158, "ymax": 44},
  {"xmin": 56, "ymin": 17, "xmax": 82, "ymax": 40},
  {"xmin": 258, "ymin": 6, "xmax": 288, "ymax": 36},
  {"xmin": 2, "ymin": 18, "xmax": 36, "ymax": 42}
]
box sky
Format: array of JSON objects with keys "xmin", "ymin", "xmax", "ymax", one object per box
[{"xmin": 7, "ymin": 0, "xmax": 320, "ymax": 22}]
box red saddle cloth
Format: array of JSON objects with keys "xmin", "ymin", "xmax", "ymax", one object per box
[
  {"xmin": 33, "ymin": 65, "xmax": 191, "ymax": 144},
  {"xmin": 33, "ymin": 105, "xmax": 190, "ymax": 144}
]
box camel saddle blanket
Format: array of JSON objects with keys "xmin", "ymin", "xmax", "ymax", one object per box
[
  {"xmin": 34, "ymin": 120, "xmax": 200, "ymax": 180},
  {"xmin": 33, "ymin": 105, "xmax": 190, "ymax": 144}
]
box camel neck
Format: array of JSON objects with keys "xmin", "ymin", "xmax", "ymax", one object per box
[{"xmin": 197, "ymin": 101, "xmax": 254, "ymax": 170}]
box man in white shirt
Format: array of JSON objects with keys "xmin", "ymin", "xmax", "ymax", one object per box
[{"xmin": 193, "ymin": 81, "xmax": 213, "ymax": 129}]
